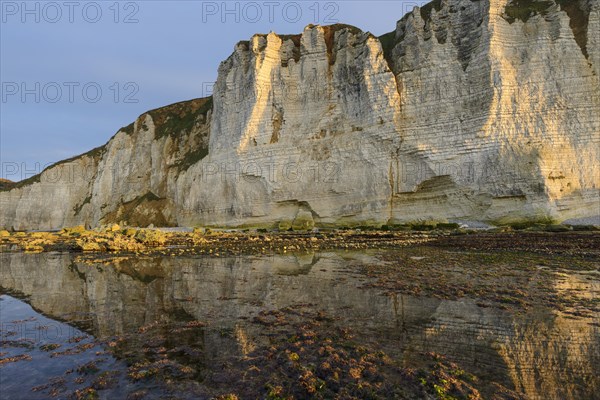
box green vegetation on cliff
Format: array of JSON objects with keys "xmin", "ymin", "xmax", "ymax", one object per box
[
  {"xmin": 149, "ymin": 96, "xmax": 213, "ymax": 140},
  {"xmin": 503, "ymin": 0, "xmax": 554, "ymax": 23},
  {"xmin": 503, "ymin": 0, "xmax": 590, "ymax": 58},
  {"xmin": 420, "ymin": 0, "xmax": 443, "ymax": 21},
  {"xmin": 0, "ymin": 144, "xmax": 107, "ymax": 192}
]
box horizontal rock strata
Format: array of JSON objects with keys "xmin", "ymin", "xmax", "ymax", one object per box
[{"xmin": 1, "ymin": 0, "xmax": 598, "ymax": 230}]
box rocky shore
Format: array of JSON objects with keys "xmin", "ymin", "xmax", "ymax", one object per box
[{"xmin": 1, "ymin": 224, "xmax": 598, "ymax": 257}]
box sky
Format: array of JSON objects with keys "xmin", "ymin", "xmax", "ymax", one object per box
[{"xmin": 1, "ymin": 0, "xmax": 427, "ymax": 182}]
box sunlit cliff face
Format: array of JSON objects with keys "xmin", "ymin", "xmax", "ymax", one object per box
[{"xmin": 1, "ymin": 0, "xmax": 599, "ymax": 231}]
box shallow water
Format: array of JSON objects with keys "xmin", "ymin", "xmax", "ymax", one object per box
[{"xmin": 1, "ymin": 250, "xmax": 598, "ymax": 399}]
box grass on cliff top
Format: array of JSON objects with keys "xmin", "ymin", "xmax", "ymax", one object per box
[
  {"xmin": 254, "ymin": 25, "xmax": 362, "ymax": 67},
  {"xmin": 279, "ymin": 33, "xmax": 302, "ymax": 66},
  {"xmin": 503, "ymin": 0, "xmax": 590, "ymax": 58},
  {"xmin": 0, "ymin": 178, "xmax": 15, "ymax": 191},
  {"xmin": 146, "ymin": 96, "xmax": 213, "ymax": 171},
  {"xmin": 556, "ymin": 0, "xmax": 590, "ymax": 59},
  {"xmin": 320, "ymin": 24, "xmax": 363, "ymax": 65},
  {"xmin": 379, "ymin": 30, "xmax": 400, "ymax": 66},
  {"xmin": 148, "ymin": 96, "xmax": 213, "ymax": 140},
  {"xmin": 420, "ymin": 0, "xmax": 443, "ymax": 21},
  {"xmin": 0, "ymin": 145, "xmax": 107, "ymax": 192},
  {"xmin": 176, "ymin": 146, "xmax": 209, "ymax": 172},
  {"xmin": 0, "ymin": 97, "xmax": 213, "ymax": 194},
  {"xmin": 503, "ymin": 0, "xmax": 554, "ymax": 23},
  {"xmin": 120, "ymin": 122, "xmax": 135, "ymax": 135}
]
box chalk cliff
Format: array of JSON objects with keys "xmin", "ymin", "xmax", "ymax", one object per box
[{"xmin": 1, "ymin": 0, "xmax": 599, "ymax": 230}]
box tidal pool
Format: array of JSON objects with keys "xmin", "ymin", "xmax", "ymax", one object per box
[{"xmin": 0, "ymin": 248, "xmax": 598, "ymax": 399}]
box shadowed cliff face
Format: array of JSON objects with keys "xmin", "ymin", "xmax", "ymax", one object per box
[
  {"xmin": 0, "ymin": 98, "xmax": 212, "ymax": 231},
  {"xmin": 1, "ymin": 0, "xmax": 599, "ymax": 230},
  {"xmin": 1, "ymin": 251, "xmax": 598, "ymax": 399}
]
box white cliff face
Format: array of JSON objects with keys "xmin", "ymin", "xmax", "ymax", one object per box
[
  {"xmin": 0, "ymin": 99, "xmax": 211, "ymax": 230},
  {"xmin": 381, "ymin": 0, "xmax": 599, "ymax": 225},
  {"xmin": 175, "ymin": 25, "xmax": 403, "ymax": 227},
  {"xmin": 1, "ymin": 0, "xmax": 598, "ymax": 230},
  {"xmin": 0, "ymin": 150, "xmax": 102, "ymax": 231}
]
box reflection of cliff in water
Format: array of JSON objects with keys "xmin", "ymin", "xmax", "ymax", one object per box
[{"xmin": 1, "ymin": 252, "xmax": 598, "ymax": 399}]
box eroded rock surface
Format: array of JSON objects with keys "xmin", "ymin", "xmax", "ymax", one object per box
[{"xmin": 1, "ymin": 0, "xmax": 598, "ymax": 229}]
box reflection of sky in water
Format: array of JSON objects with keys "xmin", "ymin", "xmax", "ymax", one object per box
[
  {"xmin": 0, "ymin": 295, "xmax": 140, "ymax": 399},
  {"xmin": 0, "ymin": 250, "xmax": 598, "ymax": 399}
]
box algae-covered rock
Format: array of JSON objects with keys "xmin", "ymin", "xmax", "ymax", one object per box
[
  {"xmin": 61, "ymin": 225, "xmax": 87, "ymax": 235},
  {"xmin": 23, "ymin": 239, "xmax": 47, "ymax": 252},
  {"xmin": 437, "ymin": 223, "xmax": 461, "ymax": 230},
  {"xmin": 24, "ymin": 245, "xmax": 44, "ymax": 253},
  {"xmin": 571, "ymin": 225, "xmax": 600, "ymax": 232},
  {"xmin": 122, "ymin": 228, "xmax": 137, "ymax": 237},
  {"xmin": 292, "ymin": 211, "xmax": 315, "ymax": 231},
  {"xmin": 108, "ymin": 224, "xmax": 121, "ymax": 232},
  {"xmin": 543, "ymin": 225, "xmax": 572, "ymax": 233},
  {"xmin": 278, "ymin": 220, "xmax": 293, "ymax": 231},
  {"xmin": 135, "ymin": 229, "xmax": 168, "ymax": 246},
  {"xmin": 76, "ymin": 240, "xmax": 104, "ymax": 252},
  {"xmin": 410, "ymin": 222, "xmax": 437, "ymax": 231}
]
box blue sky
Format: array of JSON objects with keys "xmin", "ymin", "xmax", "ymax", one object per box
[{"xmin": 1, "ymin": 0, "xmax": 426, "ymax": 181}]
